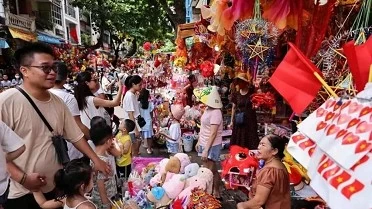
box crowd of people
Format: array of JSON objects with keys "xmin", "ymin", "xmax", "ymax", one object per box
[{"xmin": 0, "ymin": 43, "xmax": 292, "ymax": 209}]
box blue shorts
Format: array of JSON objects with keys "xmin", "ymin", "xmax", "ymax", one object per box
[
  {"xmin": 166, "ymin": 141, "xmax": 179, "ymax": 154},
  {"xmin": 197, "ymin": 144, "xmax": 222, "ymax": 162},
  {"xmin": 142, "ymin": 130, "xmax": 153, "ymax": 139}
]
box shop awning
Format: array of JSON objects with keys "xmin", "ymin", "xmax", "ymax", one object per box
[
  {"xmin": 37, "ymin": 32, "xmax": 63, "ymax": 45},
  {"xmin": 0, "ymin": 38, "xmax": 9, "ymax": 49},
  {"xmin": 8, "ymin": 27, "xmax": 37, "ymax": 42}
]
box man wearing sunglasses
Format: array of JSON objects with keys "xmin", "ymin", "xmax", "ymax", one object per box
[{"xmin": 0, "ymin": 43, "xmax": 110, "ymax": 209}]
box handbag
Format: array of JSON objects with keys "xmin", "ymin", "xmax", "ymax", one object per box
[
  {"xmin": 137, "ymin": 115, "xmax": 146, "ymax": 128},
  {"xmin": 16, "ymin": 87, "xmax": 70, "ymax": 166},
  {"xmin": 235, "ymin": 96, "xmax": 248, "ymax": 126}
]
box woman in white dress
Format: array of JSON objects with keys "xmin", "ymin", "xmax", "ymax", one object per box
[{"xmin": 74, "ymin": 72, "xmax": 123, "ymax": 129}]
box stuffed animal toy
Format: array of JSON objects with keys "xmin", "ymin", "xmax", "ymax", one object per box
[
  {"xmin": 184, "ymin": 163, "xmax": 200, "ymax": 178},
  {"xmin": 133, "ymin": 189, "xmax": 151, "ymax": 209},
  {"xmin": 146, "ymin": 187, "xmax": 171, "ymax": 208},
  {"xmin": 160, "ymin": 156, "xmax": 181, "ymax": 184},
  {"xmin": 155, "ymin": 158, "xmax": 169, "ymax": 174},
  {"xmin": 143, "ymin": 168, "xmax": 155, "ymax": 186},
  {"xmin": 196, "ymin": 167, "xmax": 214, "ymax": 194},
  {"xmin": 150, "ymin": 173, "xmax": 162, "ymax": 187},
  {"xmin": 179, "ymin": 176, "xmax": 207, "ymax": 200},
  {"xmin": 162, "ymin": 174, "xmax": 187, "ymax": 199},
  {"xmin": 174, "ymin": 153, "xmax": 191, "ymax": 174}
]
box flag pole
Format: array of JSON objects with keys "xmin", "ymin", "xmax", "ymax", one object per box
[
  {"xmin": 313, "ymin": 71, "xmax": 338, "ymax": 98},
  {"xmin": 368, "ymin": 65, "xmax": 372, "ymax": 83},
  {"xmin": 288, "ymin": 42, "xmax": 339, "ymax": 98}
]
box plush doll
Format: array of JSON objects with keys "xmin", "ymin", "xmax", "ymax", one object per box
[
  {"xmin": 150, "ymin": 173, "xmax": 162, "ymax": 187},
  {"xmin": 196, "ymin": 167, "xmax": 214, "ymax": 194},
  {"xmin": 147, "ymin": 187, "xmax": 171, "ymax": 208},
  {"xmin": 155, "ymin": 158, "xmax": 169, "ymax": 175},
  {"xmin": 160, "ymin": 156, "xmax": 181, "ymax": 184},
  {"xmin": 184, "ymin": 163, "xmax": 200, "ymax": 178},
  {"xmin": 180, "ymin": 176, "xmax": 208, "ymax": 200},
  {"xmin": 174, "ymin": 153, "xmax": 191, "ymax": 174},
  {"xmin": 143, "ymin": 168, "xmax": 155, "ymax": 186},
  {"xmin": 162, "ymin": 174, "xmax": 187, "ymax": 199}
]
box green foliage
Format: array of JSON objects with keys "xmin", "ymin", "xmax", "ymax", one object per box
[
  {"xmin": 158, "ymin": 38, "xmax": 176, "ymax": 52},
  {"xmin": 80, "ymin": 33, "xmax": 92, "ymax": 46},
  {"xmin": 71, "ymin": 0, "xmax": 183, "ymax": 44}
]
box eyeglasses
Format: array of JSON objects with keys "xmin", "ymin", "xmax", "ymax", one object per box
[{"xmin": 24, "ymin": 65, "xmax": 58, "ymax": 74}]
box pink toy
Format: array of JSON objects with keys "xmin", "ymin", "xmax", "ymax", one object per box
[
  {"xmin": 174, "ymin": 153, "xmax": 191, "ymax": 174},
  {"xmin": 150, "ymin": 173, "xmax": 162, "ymax": 187},
  {"xmin": 197, "ymin": 167, "xmax": 213, "ymax": 194},
  {"xmin": 178, "ymin": 177, "xmax": 208, "ymax": 205},
  {"xmin": 162, "ymin": 174, "xmax": 186, "ymax": 199},
  {"xmin": 155, "ymin": 158, "xmax": 169, "ymax": 174}
]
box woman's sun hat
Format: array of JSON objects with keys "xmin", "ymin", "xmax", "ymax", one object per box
[
  {"xmin": 234, "ymin": 72, "xmax": 251, "ymax": 83},
  {"xmin": 171, "ymin": 104, "xmax": 185, "ymax": 120},
  {"xmin": 193, "ymin": 86, "xmax": 222, "ymax": 109}
]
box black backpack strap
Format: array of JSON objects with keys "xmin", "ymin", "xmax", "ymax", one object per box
[{"xmin": 16, "ymin": 86, "xmax": 54, "ymax": 133}]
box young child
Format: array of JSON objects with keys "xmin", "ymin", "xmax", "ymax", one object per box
[
  {"xmin": 33, "ymin": 159, "xmax": 96, "ymax": 209},
  {"xmin": 89, "ymin": 117, "xmax": 117, "ymax": 209},
  {"xmin": 138, "ymin": 89, "xmax": 155, "ymax": 154},
  {"xmin": 159, "ymin": 104, "xmax": 185, "ymax": 154},
  {"xmin": 0, "ymin": 121, "xmax": 25, "ymax": 208},
  {"xmin": 116, "ymin": 119, "xmax": 135, "ymax": 179}
]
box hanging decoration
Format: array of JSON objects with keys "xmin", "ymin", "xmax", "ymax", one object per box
[
  {"xmin": 262, "ymin": 0, "xmax": 305, "ymax": 30},
  {"xmin": 220, "ymin": 0, "xmax": 255, "ymax": 31},
  {"xmin": 235, "ymin": 0, "xmax": 279, "ymax": 79}
]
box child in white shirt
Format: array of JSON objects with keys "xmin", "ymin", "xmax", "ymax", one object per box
[
  {"xmin": 0, "ymin": 121, "xmax": 25, "ymax": 207},
  {"xmin": 160, "ymin": 104, "xmax": 185, "ymax": 154}
]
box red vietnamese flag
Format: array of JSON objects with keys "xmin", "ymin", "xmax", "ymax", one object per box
[
  {"xmin": 298, "ymin": 139, "xmax": 315, "ymax": 150},
  {"xmin": 343, "ymin": 36, "xmax": 372, "ymax": 92},
  {"xmin": 322, "ymin": 165, "xmax": 341, "ymax": 181},
  {"xmin": 328, "ymin": 170, "xmax": 351, "ymax": 189},
  {"xmin": 350, "ymin": 155, "xmax": 369, "ymax": 171},
  {"xmin": 269, "ymin": 42, "xmax": 322, "ymax": 114},
  {"xmin": 317, "ymin": 157, "xmax": 334, "ymax": 175},
  {"xmin": 340, "ymin": 179, "xmax": 365, "ymax": 199}
]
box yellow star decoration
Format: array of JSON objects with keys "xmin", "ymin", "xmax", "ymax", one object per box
[
  {"xmin": 247, "ymin": 38, "xmax": 270, "ymax": 60},
  {"xmin": 348, "ymin": 186, "xmax": 356, "ymax": 192}
]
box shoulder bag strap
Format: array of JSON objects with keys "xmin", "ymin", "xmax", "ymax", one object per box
[
  {"xmin": 84, "ymin": 108, "xmax": 92, "ymax": 120},
  {"xmin": 16, "ymin": 87, "xmax": 54, "ymax": 133}
]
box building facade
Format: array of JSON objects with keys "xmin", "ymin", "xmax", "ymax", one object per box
[{"xmin": 0, "ymin": 0, "xmax": 82, "ymax": 45}]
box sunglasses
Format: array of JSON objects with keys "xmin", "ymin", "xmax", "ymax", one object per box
[{"xmin": 24, "ymin": 64, "xmax": 58, "ymax": 74}]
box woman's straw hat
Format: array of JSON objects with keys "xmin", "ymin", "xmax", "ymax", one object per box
[{"xmin": 193, "ymin": 86, "xmax": 222, "ymax": 109}]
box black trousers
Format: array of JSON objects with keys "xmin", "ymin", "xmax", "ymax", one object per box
[
  {"xmin": 4, "ymin": 189, "xmax": 58, "ymax": 209},
  {"xmin": 116, "ymin": 164, "xmax": 131, "ymax": 179}
]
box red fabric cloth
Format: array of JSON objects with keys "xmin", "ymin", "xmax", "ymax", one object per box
[
  {"xmin": 69, "ymin": 26, "xmax": 78, "ymax": 43},
  {"xmin": 269, "ymin": 42, "xmax": 322, "ymax": 114},
  {"xmin": 343, "ymin": 36, "xmax": 372, "ymax": 92}
]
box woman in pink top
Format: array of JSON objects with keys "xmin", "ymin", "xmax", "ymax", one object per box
[{"xmin": 194, "ymin": 86, "xmax": 223, "ymax": 199}]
